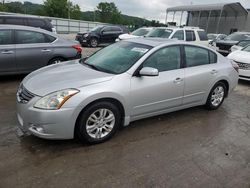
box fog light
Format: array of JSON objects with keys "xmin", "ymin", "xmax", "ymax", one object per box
[{"xmin": 29, "ymin": 124, "xmax": 44, "ymax": 133}]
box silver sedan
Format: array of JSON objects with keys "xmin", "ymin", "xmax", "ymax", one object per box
[{"xmin": 16, "ymin": 38, "xmax": 239, "ymax": 144}]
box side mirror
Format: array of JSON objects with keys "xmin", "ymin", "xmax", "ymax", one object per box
[{"xmin": 139, "ymin": 67, "xmax": 159, "ymax": 77}]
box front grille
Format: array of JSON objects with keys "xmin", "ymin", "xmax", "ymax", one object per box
[
  {"xmin": 216, "ymin": 43, "xmax": 231, "ymax": 51},
  {"xmin": 17, "ymin": 85, "xmax": 35, "ymax": 104},
  {"xmin": 235, "ymin": 61, "xmax": 250, "ymax": 70}
]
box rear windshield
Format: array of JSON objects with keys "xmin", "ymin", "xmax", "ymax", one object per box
[
  {"xmin": 146, "ymin": 28, "xmax": 173, "ymax": 38},
  {"xmin": 237, "ymin": 40, "xmax": 250, "ymax": 47}
]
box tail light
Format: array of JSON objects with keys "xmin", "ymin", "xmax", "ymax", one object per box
[
  {"xmin": 231, "ymin": 60, "xmax": 239, "ymax": 73},
  {"xmin": 72, "ymin": 45, "xmax": 82, "ymax": 53}
]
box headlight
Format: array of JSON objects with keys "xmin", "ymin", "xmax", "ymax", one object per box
[
  {"xmin": 83, "ymin": 33, "xmax": 89, "ymax": 38},
  {"xmin": 34, "ymin": 89, "xmax": 79, "ymax": 110}
]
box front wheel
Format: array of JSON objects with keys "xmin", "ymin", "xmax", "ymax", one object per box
[
  {"xmin": 89, "ymin": 38, "xmax": 98, "ymax": 48},
  {"xmin": 76, "ymin": 101, "xmax": 121, "ymax": 144},
  {"xmin": 206, "ymin": 82, "xmax": 227, "ymax": 110}
]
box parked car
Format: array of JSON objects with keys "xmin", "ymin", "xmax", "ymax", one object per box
[
  {"xmin": 230, "ymin": 40, "xmax": 250, "ymax": 52},
  {"xmin": 207, "ymin": 33, "xmax": 227, "ymax": 45},
  {"xmin": 115, "ymin": 27, "xmax": 154, "ymax": 41},
  {"xmin": 0, "ymin": 25, "xmax": 81, "ymax": 75},
  {"xmin": 75, "ymin": 25, "xmax": 129, "ymax": 47},
  {"xmin": 16, "ymin": 38, "xmax": 238, "ymax": 144},
  {"xmin": 228, "ymin": 45, "xmax": 250, "ymax": 81},
  {"xmin": 146, "ymin": 27, "xmax": 209, "ymax": 46},
  {"xmin": 216, "ymin": 32, "xmax": 250, "ymax": 55},
  {"xmin": 0, "ymin": 15, "xmax": 56, "ymax": 33}
]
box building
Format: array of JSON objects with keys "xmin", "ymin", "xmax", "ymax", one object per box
[{"xmin": 166, "ymin": 2, "xmax": 250, "ymax": 34}]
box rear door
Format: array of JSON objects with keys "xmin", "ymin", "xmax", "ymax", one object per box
[
  {"xmin": 0, "ymin": 29, "xmax": 16, "ymax": 73},
  {"xmin": 15, "ymin": 30, "xmax": 54, "ymax": 72},
  {"xmin": 183, "ymin": 45, "xmax": 218, "ymax": 104}
]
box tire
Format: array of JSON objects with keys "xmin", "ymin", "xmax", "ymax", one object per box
[
  {"xmin": 89, "ymin": 38, "xmax": 98, "ymax": 48},
  {"xmin": 205, "ymin": 82, "xmax": 227, "ymax": 110},
  {"xmin": 48, "ymin": 57, "xmax": 65, "ymax": 65},
  {"xmin": 76, "ymin": 101, "xmax": 121, "ymax": 144}
]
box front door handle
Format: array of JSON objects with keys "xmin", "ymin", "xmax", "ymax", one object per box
[
  {"xmin": 173, "ymin": 78, "xmax": 183, "ymax": 84},
  {"xmin": 1, "ymin": 50, "xmax": 14, "ymax": 54},
  {"xmin": 41, "ymin": 49, "xmax": 51, "ymax": 52}
]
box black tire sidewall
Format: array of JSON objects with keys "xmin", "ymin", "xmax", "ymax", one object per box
[
  {"xmin": 48, "ymin": 57, "xmax": 64, "ymax": 65},
  {"xmin": 76, "ymin": 102, "xmax": 121, "ymax": 144},
  {"xmin": 206, "ymin": 82, "xmax": 227, "ymax": 110}
]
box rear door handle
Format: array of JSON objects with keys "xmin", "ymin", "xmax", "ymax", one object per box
[
  {"xmin": 41, "ymin": 49, "xmax": 51, "ymax": 52},
  {"xmin": 1, "ymin": 50, "xmax": 14, "ymax": 54},
  {"xmin": 173, "ymin": 77, "xmax": 183, "ymax": 84},
  {"xmin": 211, "ymin": 69, "xmax": 218, "ymax": 74}
]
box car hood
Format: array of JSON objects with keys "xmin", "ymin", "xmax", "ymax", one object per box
[
  {"xmin": 216, "ymin": 40, "xmax": 238, "ymax": 45},
  {"xmin": 228, "ymin": 50, "xmax": 250, "ymax": 64},
  {"xmin": 119, "ymin": 33, "xmax": 140, "ymax": 40},
  {"xmin": 22, "ymin": 60, "xmax": 114, "ymax": 96}
]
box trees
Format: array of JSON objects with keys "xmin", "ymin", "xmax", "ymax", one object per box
[
  {"xmin": 96, "ymin": 2, "xmax": 122, "ymax": 24},
  {"xmin": 43, "ymin": 0, "xmax": 81, "ymax": 19}
]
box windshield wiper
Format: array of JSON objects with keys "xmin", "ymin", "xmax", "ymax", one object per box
[{"xmin": 83, "ymin": 63, "xmax": 102, "ymax": 71}]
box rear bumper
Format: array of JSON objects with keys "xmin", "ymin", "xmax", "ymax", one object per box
[{"xmin": 75, "ymin": 36, "xmax": 88, "ymax": 45}]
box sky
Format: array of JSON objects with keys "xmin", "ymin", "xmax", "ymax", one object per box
[{"xmin": 15, "ymin": 0, "xmax": 250, "ymax": 22}]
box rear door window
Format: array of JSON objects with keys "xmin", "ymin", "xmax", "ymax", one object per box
[
  {"xmin": 5, "ymin": 18, "xmax": 24, "ymax": 25},
  {"xmin": 16, "ymin": 30, "xmax": 47, "ymax": 44},
  {"xmin": 28, "ymin": 18, "xmax": 46, "ymax": 28},
  {"xmin": 184, "ymin": 46, "xmax": 209, "ymax": 67},
  {"xmin": 0, "ymin": 30, "xmax": 13, "ymax": 45},
  {"xmin": 185, "ymin": 30, "xmax": 196, "ymax": 41},
  {"xmin": 197, "ymin": 31, "xmax": 208, "ymax": 41},
  {"xmin": 0, "ymin": 18, "xmax": 4, "ymax": 24}
]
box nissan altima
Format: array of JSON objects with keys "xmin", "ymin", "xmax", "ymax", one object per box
[{"xmin": 16, "ymin": 38, "xmax": 239, "ymax": 144}]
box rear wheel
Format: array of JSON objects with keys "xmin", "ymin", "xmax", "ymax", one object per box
[
  {"xmin": 48, "ymin": 57, "xmax": 65, "ymax": 65},
  {"xmin": 76, "ymin": 101, "xmax": 121, "ymax": 144},
  {"xmin": 206, "ymin": 82, "xmax": 227, "ymax": 110}
]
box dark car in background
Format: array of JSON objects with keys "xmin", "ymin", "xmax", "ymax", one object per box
[
  {"xmin": 75, "ymin": 25, "xmax": 129, "ymax": 47},
  {"xmin": 0, "ymin": 15, "xmax": 56, "ymax": 33},
  {"xmin": 216, "ymin": 32, "xmax": 250, "ymax": 55},
  {"xmin": 0, "ymin": 25, "xmax": 81, "ymax": 75}
]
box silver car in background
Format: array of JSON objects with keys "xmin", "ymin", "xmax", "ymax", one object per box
[
  {"xmin": 16, "ymin": 38, "xmax": 239, "ymax": 144},
  {"xmin": 0, "ymin": 25, "xmax": 82, "ymax": 75}
]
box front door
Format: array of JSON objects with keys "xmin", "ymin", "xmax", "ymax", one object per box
[{"xmin": 130, "ymin": 45, "xmax": 184, "ymax": 117}]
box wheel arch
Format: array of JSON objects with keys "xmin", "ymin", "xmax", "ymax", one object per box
[{"xmin": 74, "ymin": 97, "xmax": 126, "ymax": 138}]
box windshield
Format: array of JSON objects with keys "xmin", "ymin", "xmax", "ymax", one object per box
[
  {"xmin": 132, "ymin": 28, "xmax": 151, "ymax": 36},
  {"xmin": 207, "ymin": 34, "xmax": 217, "ymax": 40},
  {"xmin": 82, "ymin": 41, "xmax": 152, "ymax": 74},
  {"xmin": 224, "ymin": 33, "xmax": 250, "ymax": 41},
  {"xmin": 146, "ymin": 28, "xmax": 173, "ymax": 38},
  {"xmin": 242, "ymin": 45, "xmax": 250, "ymax": 52},
  {"xmin": 90, "ymin": 26, "xmax": 102, "ymax": 32}
]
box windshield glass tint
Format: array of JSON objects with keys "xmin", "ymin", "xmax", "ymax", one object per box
[
  {"xmin": 242, "ymin": 45, "xmax": 250, "ymax": 52},
  {"xmin": 146, "ymin": 28, "xmax": 173, "ymax": 38},
  {"xmin": 224, "ymin": 33, "xmax": 250, "ymax": 41},
  {"xmin": 132, "ymin": 28, "xmax": 150, "ymax": 36},
  {"xmin": 207, "ymin": 34, "xmax": 217, "ymax": 40},
  {"xmin": 84, "ymin": 41, "xmax": 152, "ymax": 74},
  {"xmin": 90, "ymin": 26, "xmax": 102, "ymax": 32}
]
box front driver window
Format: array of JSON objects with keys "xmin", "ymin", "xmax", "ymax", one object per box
[{"xmin": 143, "ymin": 46, "xmax": 181, "ymax": 72}]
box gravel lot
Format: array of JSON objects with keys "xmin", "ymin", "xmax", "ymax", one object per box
[{"xmin": 0, "ymin": 48, "xmax": 250, "ymax": 188}]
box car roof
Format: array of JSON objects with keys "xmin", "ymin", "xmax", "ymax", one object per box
[
  {"xmin": 0, "ymin": 14, "xmax": 47, "ymax": 19},
  {"xmin": 0, "ymin": 24, "xmax": 57, "ymax": 37},
  {"xmin": 125, "ymin": 37, "xmax": 181, "ymax": 47}
]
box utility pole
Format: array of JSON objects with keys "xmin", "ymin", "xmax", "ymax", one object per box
[
  {"xmin": 2, "ymin": 0, "xmax": 5, "ymax": 5},
  {"xmin": 68, "ymin": 0, "xmax": 71, "ymax": 19}
]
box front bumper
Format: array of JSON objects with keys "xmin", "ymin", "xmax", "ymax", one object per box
[
  {"xmin": 16, "ymin": 96, "xmax": 77, "ymax": 140},
  {"xmin": 239, "ymin": 69, "xmax": 250, "ymax": 81}
]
